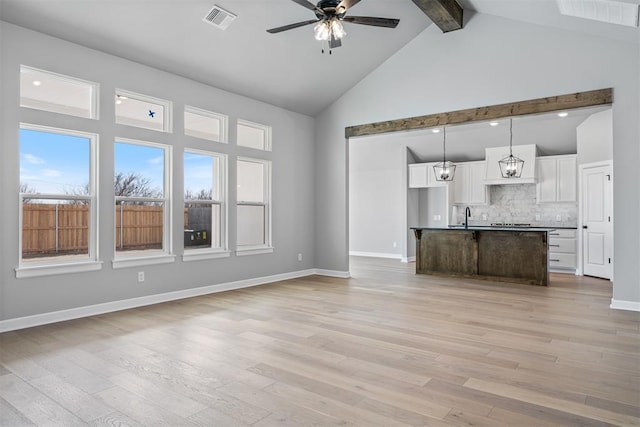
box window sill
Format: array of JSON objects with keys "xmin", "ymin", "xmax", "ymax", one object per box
[
  {"xmin": 112, "ymin": 254, "xmax": 176, "ymax": 269},
  {"xmin": 236, "ymin": 246, "xmax": 274, "ymax": 257},
  {"xmin": 182, "ymin": 250, "xmax": 231, "ymax": 262},
  {"xmin": 15, "ymin": 260, "xmax": 103, "ymax": 278}
]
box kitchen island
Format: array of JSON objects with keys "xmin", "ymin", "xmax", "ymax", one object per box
[{"xmin": 411, "ymin": 227, "xmax": 548, "ymax": 286}]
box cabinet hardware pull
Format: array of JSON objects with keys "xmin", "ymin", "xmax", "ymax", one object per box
[
  {"xmin": 549, "ymin": 244, "xmax": 560, "ymax": 247},
  {"xmin": 550, "ymin": 259, "xmax": 560, "ymax": 262},
  {"xmin": 549, "ymin": 233, "xmax": 560, "ymax": 235}
]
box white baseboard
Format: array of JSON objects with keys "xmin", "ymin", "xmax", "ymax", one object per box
[
  {"xmin": 610, "ymin": 299, "xmax": 640, "ymax": 312},
  {"xmin": 0, "ymin": 268, "xmax": 347, "ymax": 333},
  {"xmin": 349, "ymin": 251, "xmax": 402, "ymax": 259},
  {"xmin": 313, "ymin": 269, "xmax": 351, "ymax": 278},
  {"xmin": 401, "ymin": 256, "xmax": 416, "ymax": 263}
]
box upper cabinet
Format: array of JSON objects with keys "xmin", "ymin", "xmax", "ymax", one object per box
[
  {"xmin": 452, "ymin": 161, "xmax": 488, "ymax": 205},
  {"xmin": 408, "ymin": 163, "xmax": 447, "ymax": 188},
  {"xmin": 484, "ymin": 144, "xmax": 537, "ymax": 185},
  {"xmin": 536, "ymin": 155, "xmax": 577, "ymax": 203}
]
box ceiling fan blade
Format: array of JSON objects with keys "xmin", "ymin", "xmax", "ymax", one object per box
[
  {"xmin": 342, "ymin": 16, "xmax": 400, "ymax": 28},
  {"xmin": 329, "ymin": 34, "xmax": 342, "ymax": 49},
  {"xmin": 267, "ymin": 19, "xmax": 319, "ymax": 34},
  {"xmin": 290, "ymin": 0, "xmax": 325, "ymax": 15},
  {"xmin": 336, "ymin": 0, "xmax": 361, "ymax": 13}
]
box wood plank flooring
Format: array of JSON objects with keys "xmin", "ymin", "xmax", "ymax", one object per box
[{"xmin": 1, "ymin": 257, "xmax": 638, "ymax": 426}]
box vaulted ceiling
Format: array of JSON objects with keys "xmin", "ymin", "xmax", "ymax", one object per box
[{"xmin": 1, "ymin": 0, "xmax": 638, "ymax": 116}]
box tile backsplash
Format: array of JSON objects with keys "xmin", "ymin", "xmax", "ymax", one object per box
[{"xmin": 453, "ymin": 184, "xmax": 577, "ymax": 227}]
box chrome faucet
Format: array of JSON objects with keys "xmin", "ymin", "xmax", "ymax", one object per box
[{"xmin": 465, "ymin": 207, "xmax": 471, "ymax": 229}]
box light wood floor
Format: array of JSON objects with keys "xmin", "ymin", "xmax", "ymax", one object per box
[{"xmin": 1, "ymin": 257, "xmax": 639, "ymax": 426}]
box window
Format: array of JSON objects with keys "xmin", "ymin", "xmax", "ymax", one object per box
[
  {"xmin": 113, "ymin": 138, "xmax": 173, "ymax": 267},
  {"xmin": 184, "ymin": 106, "xmax": 228, "ymax": 143},
  {"xmin": 115, "ymin": 89, "xmax": 172, "ymax": 133},
  {"xmin": 237, "ymin": 157, "xmax": 272, "ymax": 255},
  {"xmin": 17, "ymin": 124, "xmax": 100, "ymax": 277},
  {"xmin": 20, "ymin": 65, "xmax": 98, "ymax": 119},
  {"xmin": 184, "ymin": 150, "xmax": 228, "ymax": 261},
  {"xmin": 237, "ymin": 119, "xmax": 271, "ymax": 151}
]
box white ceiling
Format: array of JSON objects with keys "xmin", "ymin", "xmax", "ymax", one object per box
[{"xmin": 1, "ymin": 0, "xmax": 638, "ymax": 117}]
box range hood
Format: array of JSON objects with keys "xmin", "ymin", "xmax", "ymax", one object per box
[{"xmin": 484, "ymin": 144, "xmax": 537, "ymax": 185}]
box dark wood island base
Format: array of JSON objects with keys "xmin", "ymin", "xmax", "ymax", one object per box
[{"xmin": 412, "ymin": 228, "xmax": 549, "ymax": 286}]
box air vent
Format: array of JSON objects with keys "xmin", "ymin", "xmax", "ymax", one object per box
[
  {"xmin": 557, "ymin": 0, "xmax": 640, "ymax": 28},
  {"xmin": 203, "ymin": 5, "xmax": 237, "ymax": 30}
]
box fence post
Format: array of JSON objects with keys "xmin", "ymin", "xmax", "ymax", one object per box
[{"xmin": 55, "ymin": 203, "xmax": 59, "ymax": 253}]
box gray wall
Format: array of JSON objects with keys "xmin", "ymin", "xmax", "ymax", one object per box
[
  {"xmin": 315, "ymin": 13, "xmax": 640, "ymax": 305},
  {"xmin": 577, "ymin": 109, "xmax": 613, "ymax": 164},
  {"xmin": 0, "ymin": 22, "xmax": 316, "ymax": 321},
  {"xmin": 349, "ymin": 137, "xmax": 404, "ymax": 257}
]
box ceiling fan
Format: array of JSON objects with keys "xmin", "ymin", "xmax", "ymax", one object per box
[{"xmin": 266, "ymin": 0, "xmax": 400, "ymax": 51}]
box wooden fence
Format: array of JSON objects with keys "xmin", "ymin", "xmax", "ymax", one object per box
[{"xmin": 22, "ymin": 203, "xmax": 164, "ymax": 257}]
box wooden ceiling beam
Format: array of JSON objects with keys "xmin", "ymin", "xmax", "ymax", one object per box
[
  {"xmin": 345, "ymin": 88, "xmax": 613, "ymax": 138},
  {"xmin": 411, "ymin": 0, "xmax": 463, "ymax": 33}
]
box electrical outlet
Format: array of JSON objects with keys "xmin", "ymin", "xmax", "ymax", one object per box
[
  {"xmin": 138, "ymin": 271, "xmax": 144, "ymax": 282},
  {"xmin": 535, "ymin": 214, "xmax": 541, "ymax": 221},
  {"xmin": 392, "ymin": 242, "xmax": 397, "ymax": 248},
  {"xmin": 297, "ymin": 253, "xmax": 302, "ymax": 261},
  {"xmin": 556, "ymin": 215, "xmax": 562, "ymax": 221},
  {"xmin": 482, "ymin": 214, "xmax": 487, "ymax": 221}
]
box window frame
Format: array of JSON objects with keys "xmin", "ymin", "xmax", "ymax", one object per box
[
  {"xmin": 183, "ymin": 148, "xmax": 229, "ymax": 261},
  {"xmin": 184, "ymin": 105, "xmax": 228, "ymax": 143},
  {"xmin": 112, "ymin": 137, "xmax": 175, "ymax": 269},
  {"xmin": 15, "ymin": 123, "xmax": 102, "ymax": 278},
  {"xmin": 236, "ymin": 156, "xmax": 273, "ymax": 256},
  {"xmin": 115, "ymin": 89, "xmax": 173, "ymax": 133},
  {"xmin": 20, "ymin": 65, "xmax": 99, "ymax": 120},
  {"xmin": 237, "ymin": 119, "xmax": 272, "ymax": 151}
]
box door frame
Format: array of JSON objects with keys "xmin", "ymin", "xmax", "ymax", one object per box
[{"xmin": 577, "ymin": 160, "xmax": 613, "ymax": 280}]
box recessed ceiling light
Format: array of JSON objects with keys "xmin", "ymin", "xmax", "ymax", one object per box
[
  {"xmin": 489, "ymin": 121, "xmax": 499, "ymax": 127},
  {"xmin": 432, "ymin": 129, "xmax": 441, "ymax": 133},
  {"xmin": 558, "ymin": 112, "xmax": 569, "ymax": 117},
  {"xmin": 32, "ymin": 80, "xmax": 41, "ymax": 86}
]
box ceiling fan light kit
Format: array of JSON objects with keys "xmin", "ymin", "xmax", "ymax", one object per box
[{"xmin": 267, "ymin": 0, "xmax": 399, "ymax": 53}]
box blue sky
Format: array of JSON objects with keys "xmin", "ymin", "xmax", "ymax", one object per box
[
  {"xmin": 20, "ymin": 128, "xmax": 215, "ymax": 198},
  {"xmin": 20, "ymin": 128, "xmax": 89, "ymax": 194}
]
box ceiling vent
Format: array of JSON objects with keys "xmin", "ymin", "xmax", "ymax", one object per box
[
  {"xmin": 203, "ymin": 5, "xmax": 237, "ymax": 30},
  {"xmin": 557, "ymin": 0, "xmax": 640, "ymax": 27}
]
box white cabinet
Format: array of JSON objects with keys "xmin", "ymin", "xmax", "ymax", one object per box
[
  {"xmin": 408, "ymin": 163, "xmax": 447, "ymax": 188},
  {"xmin": 536, "ymin": 155, "xmax": 576, "ymax": 203},
  {"xmin": 452, "ymin": 161, "xmax": 488, "ymax": 205},
  {"xmin": 484, "ymin": 144, "xmax": 537, "ymax": 184},
  {"xmin": 547, "ymin": 228, "xmax": 577, "ymax": 272}
]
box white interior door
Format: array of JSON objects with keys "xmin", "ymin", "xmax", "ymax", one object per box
[{"xmin": 581, "ymin": 164, "xmax": 612, "ymax": 279}]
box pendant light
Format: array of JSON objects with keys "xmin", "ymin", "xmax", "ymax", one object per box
[
  {"xmin": 433, "ymin": 127, "xmax": 456, "ymax": 181},
  {"xmin": 498, "ymin": 118, "xmax": 524, "ymax": 178}
]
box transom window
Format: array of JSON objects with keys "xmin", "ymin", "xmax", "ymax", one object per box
[
  {"xmin": 115, "ymin": 89, "xmax": 172, "ymax": 133},
  {"xmin": 17, "ymin": 124, "xmax": 99, "ymax": 276},
  {"xmin": 237, "ymin": 119, "xmax": 271, "ymax": 151},
  {"xmin": 184, "ymin": 106, "xmax": 228, "ymax": 143},
  {"xmin": 20, "ymin": 65, "xmax": 98, "ymax": 119}
]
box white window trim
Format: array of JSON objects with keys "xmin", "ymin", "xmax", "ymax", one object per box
[
  {"xmin": 237, "ymin": 119, "xmax": 272, "ymax": 151},
  {"xmin": 113, "ymin": 137, "xmax": 173, "ymax": 264},
  {"xmin": 184, "ymin": 105, "xmax": 228, "ymax": 143},
  {"xmin": 115, "ymin": 89, "xmax": 173, "ymax": 133},
  {"xmin": 20, "ymin": 65, "xmax": 100, "ymax": 120},
  {"xmin": 16, "ymin": 123, "xmax": 100, "ymax": 278},
  {"xmin": 236, "ymin": 156, "xmax": 272, "ymax": 256},
  {"xmin": 182, "ymin": 148, "xmax": 229, "ymax": 261}
]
